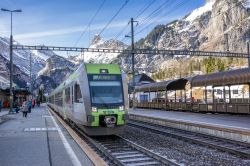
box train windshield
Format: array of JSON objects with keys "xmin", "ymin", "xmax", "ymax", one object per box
[{"xmin": 89, "ymin": 80, "xmax": 124, "ymax": 105}]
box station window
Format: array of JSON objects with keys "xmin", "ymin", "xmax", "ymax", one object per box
[{"xmin": 74, "ymin": 84, "xmax": 83, "ymax": 103}]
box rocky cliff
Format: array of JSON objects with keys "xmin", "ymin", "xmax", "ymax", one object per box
[{"xmin": 113, "ymin": 0, "xmax": 250, "ymax": 74}]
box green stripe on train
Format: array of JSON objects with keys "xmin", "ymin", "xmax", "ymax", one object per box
[
  {"xmin": 85, "ymin": 63, "xmax": 121, "ymax": 74},
  {"xmin": 91, "ymin": 109, "xmax": 125, "ymax": 126}
]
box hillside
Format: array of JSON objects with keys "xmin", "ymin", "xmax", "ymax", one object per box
[{"xmin": 112, "ymin": 0, "xmax": 250, "ymax": 78}]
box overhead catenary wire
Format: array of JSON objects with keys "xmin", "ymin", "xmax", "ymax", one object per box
[
  {"xmin": 136, "ymin": 0, "xmax": 247, "ymax": 37},
  {"xmin": 119, "ymin": 0, "xmax": 174, "ymax": 45},
  {"xmin": 74, "ymin": 0, "xmax": 106, "ymax": 47},
  {"xmin": 112, "ymin": 0, "xmax": 156, "ymax": 45},
  {"xmin": 138, "ymin": 0, "xmax": 172, "ymax": 27},
  {"xmin": 135, "ymin": 0, "xmax": 192, "ymax": 36},
  {"xmin": 89, "ymin": 0, "xmax": 130, "ymax": 47}
]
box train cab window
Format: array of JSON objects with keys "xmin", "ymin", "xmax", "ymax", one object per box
[{"xmin": 74, "ymin": 83, "xmax": 83, "ymax": 103}]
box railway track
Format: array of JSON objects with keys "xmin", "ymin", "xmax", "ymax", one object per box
[
  {"xmin": 74, "ymin": 126, "xmax": 180, "ymax": 166},
  {"xmin": 48, "ymin": 107, "xmax": 180, "ymax": 166},
  {"xmin": 128, "ymin": 120, "xmax": 250, "ymax": 159}
]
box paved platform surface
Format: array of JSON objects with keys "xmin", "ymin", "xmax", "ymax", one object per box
[
  {"xmin": 0, "ymin": 108, "xmax": 9, "ymax": 117},
  {"xmin": 129, "ymin": 108, "xmax": 250, "ymax": 131},
  {"xmin": 0, "ymin": 105, "xmax": 94, "ymax": 166}
]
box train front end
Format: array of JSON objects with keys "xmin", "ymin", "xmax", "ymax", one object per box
[{"xmin": 85, "ymin": 64, "xmax": 128, "ymax": 136}]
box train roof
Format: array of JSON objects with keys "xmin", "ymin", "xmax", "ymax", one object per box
[
  {"xmin": 49, "ymin": 63, "xmax": 122, "ymax": 96},
  {"xmin": 85, "ymin": 63, "xmax": 121, "ymax": 74}
]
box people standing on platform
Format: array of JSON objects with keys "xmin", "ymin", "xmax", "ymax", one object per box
[
  {"xmin": 37, "ymin": 100, "xmax": 40, "ymax": 107},
  {"xmin": 21, "ymin": 101, "xmax": 28, "ymax": 118},
  {"xmin": 32, "ymin": 99, "xmax": 35, "ymax": 108},
  {"xmin": 14, "ymin": 101, "xmax": 20, "ymax": 113},
  {"xmin": 28, "ymin": 99, "xmax": 32, "ymax": 113},
  {"xmin": 0, "ymin": 99, "xmax": 2, "ymax": 112}
]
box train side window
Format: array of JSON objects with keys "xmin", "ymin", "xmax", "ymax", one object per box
[
  {"xmin": 74, "ymin": 83, "xmax": 83, "ymax": 103},
  {"xmin": 71, "ymin": 86, "xmax": 74, "ymax": 104},
  {"xmin": 65, "ymin": 87, "xmax": 70, "ymax": 103}
]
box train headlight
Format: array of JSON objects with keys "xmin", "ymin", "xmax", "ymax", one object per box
[
  {"xmin": 119, "ymin": 106, "xmax": 124, "ymax": 111},
  {"xmin": 91, "ymin": 107, "xmax": 97, "ymax": 112}
]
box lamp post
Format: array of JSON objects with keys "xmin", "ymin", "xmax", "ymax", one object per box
[{"xmin": 1, "ymin": 8, "xmax": 22, "ymax": 113}]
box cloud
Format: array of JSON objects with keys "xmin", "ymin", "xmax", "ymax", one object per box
[{"xmin": 15, "ymin": 21, "xmax": 127, "ymax": 40}]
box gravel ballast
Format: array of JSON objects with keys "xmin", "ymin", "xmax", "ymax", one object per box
[{"xmin": 120, "ymin": 126, "xmax": 250, "ymax": 166}]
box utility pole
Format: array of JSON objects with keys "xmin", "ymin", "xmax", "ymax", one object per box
[
  {"xmin": 81, "ymin": 51, "xmax": 84, "ymax": 64},
  {"xmin": 10, "ymin": 12, "xmax": 13, "ymax": 113},
  {"xmin": 30, "ymin": 53, "xmax": 32, "ymax": 97},
  {"xmin": 1, "ymin": 8, "xmax": 22, "ymax": 113},
  {"xmin": 128, "ymin": 18, "xmax": 138, "ymax": 110},
  {"xmin": 247, "ymin": 42, "xmax": 250, "ymax": 67}
]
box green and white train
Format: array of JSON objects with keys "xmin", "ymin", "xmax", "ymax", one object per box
[{"xmin": 47, "ymin": 63, "xmax": 128, "ymax": 136}]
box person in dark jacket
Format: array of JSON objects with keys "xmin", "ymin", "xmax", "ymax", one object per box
[{"xmin": 28, "ymin": 99, "xmax": 32, "ymax": 113}]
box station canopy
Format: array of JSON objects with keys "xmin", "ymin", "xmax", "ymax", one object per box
[
  {"xmin": 135, "ymin": 68, "xmax": 250, "ymax": 92},
  {"xmin": 135, "ymin": 78, "xmax": 190, "ymax": 92},
  {"xmin": 135, "ymin": 81, "xmax": 170, "ymax": 92},
  {"xmin": 191, "ymin": 68, "xmax": 250, "ymax": 87}
]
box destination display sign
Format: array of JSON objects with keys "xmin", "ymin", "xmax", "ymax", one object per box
[{"xmin": 92, "ymin": 75, "xmax": 118, "ymax": 81}]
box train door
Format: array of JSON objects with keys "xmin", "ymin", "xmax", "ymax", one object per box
[
  {"xmin": 62, "ymin": 89, "xmax": 67, "ymax": 119},
  {"xmin": 73, "ymin": 82, "xmax": 85, "ymax": 123}
]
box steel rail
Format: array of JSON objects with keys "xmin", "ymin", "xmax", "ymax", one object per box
[
  {"xmin": 128, "ymin": 120, "xmax": 250, "ymax": 159},
  {"xmin": 48, "ymin": 105, "xmax": 180, "ymax": 166}
]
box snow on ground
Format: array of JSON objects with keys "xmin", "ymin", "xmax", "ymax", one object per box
[{"xmin": 185, "ymin": 0, "xmax": 215, "ymax": 22}]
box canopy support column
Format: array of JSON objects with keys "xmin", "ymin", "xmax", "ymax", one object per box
[
  {"xmin": 180, "ymin": 90, "xmax": 183, "ymax": 102},
  {"xmin": 174, "ymin": 90, "xmax": 177, "ymax": 103},
  {"xmin": 184, "ymin": 89, "xmax": 186, "ymax": 103},
  {"xmin": 223, "ymin": 86, "xmax": 227, "ymax": 112},
  {"xmin": 223, "ymin": 86, "xmax": 226, "ymax": 102},
  {"xmin": 156, "ymin": 88, "xmax": 158, "ymax": 109},
  {"xmin": 228, "ymin": 85, "xmax": 231, "ymax": 103},
  {"xmin": 149, "ymin": 90, "xmax": 151, "ymax": 108},
  {"xmin": 212, "ymin": 87, "xmax": 216, "ymax": 112},
  {"xmin": 212, "ymin": 87, "xmax": 215, "ymax": 103},
  {"xmin": 248, "ymin": 84, "xmax": 250, "ymax": 103},
  {"xmin": 205, "ymin": 86, "xmax": 207, "ymax": 103},
  {"xmin": 165, "ymin": 89, "xmax": 168, "ymax": 110},
  {"xmin": 190, "ymin": 86, "xmax": 193, "ymax": 109}
]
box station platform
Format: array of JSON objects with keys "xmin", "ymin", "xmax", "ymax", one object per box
[
  {"xmin": 0, "ymin": 108, "xmax": 9, "ymax": 117},
  {"xmin": 0, "ymin": 105, "xmax": 95, "ymax": 166},
  {"xmin": 129, "ymin": 108, "xmax": 250, "ymax": 144},
  {"xmin": 0, "ymin": 109, "xmax": 9, "ymax": 124}
]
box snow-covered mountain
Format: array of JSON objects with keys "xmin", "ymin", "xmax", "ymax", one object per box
[
  {"xmin": 0, "ymin": 53, "xmax": 29, "ymax": 88},
  {"xmin": 69, "ymin": 34, "xmax": 128, "ymax": 64},
  {"xmin": 0, "ymin": 37, "xmax": 63, "ymax": 90},
  {"xmin": 34, "ymin": 54, "xmax": 76, "ymax": 93},
  {"xmin": 113, "ymin": 0, "xmax": 250, "ymax": 73},
  {"xmin": 0, "ymin": 37, "xmax": 55, "ymax": 75}
]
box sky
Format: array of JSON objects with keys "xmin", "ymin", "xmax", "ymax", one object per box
[{"xmin": 0, "ymin": 0, "xmax": 205, "ymax": 56}]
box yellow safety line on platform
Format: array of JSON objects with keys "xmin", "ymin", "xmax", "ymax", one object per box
[{"xmin": 47, "ymin": 106, "xmax": 108, "ymax": 166}]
